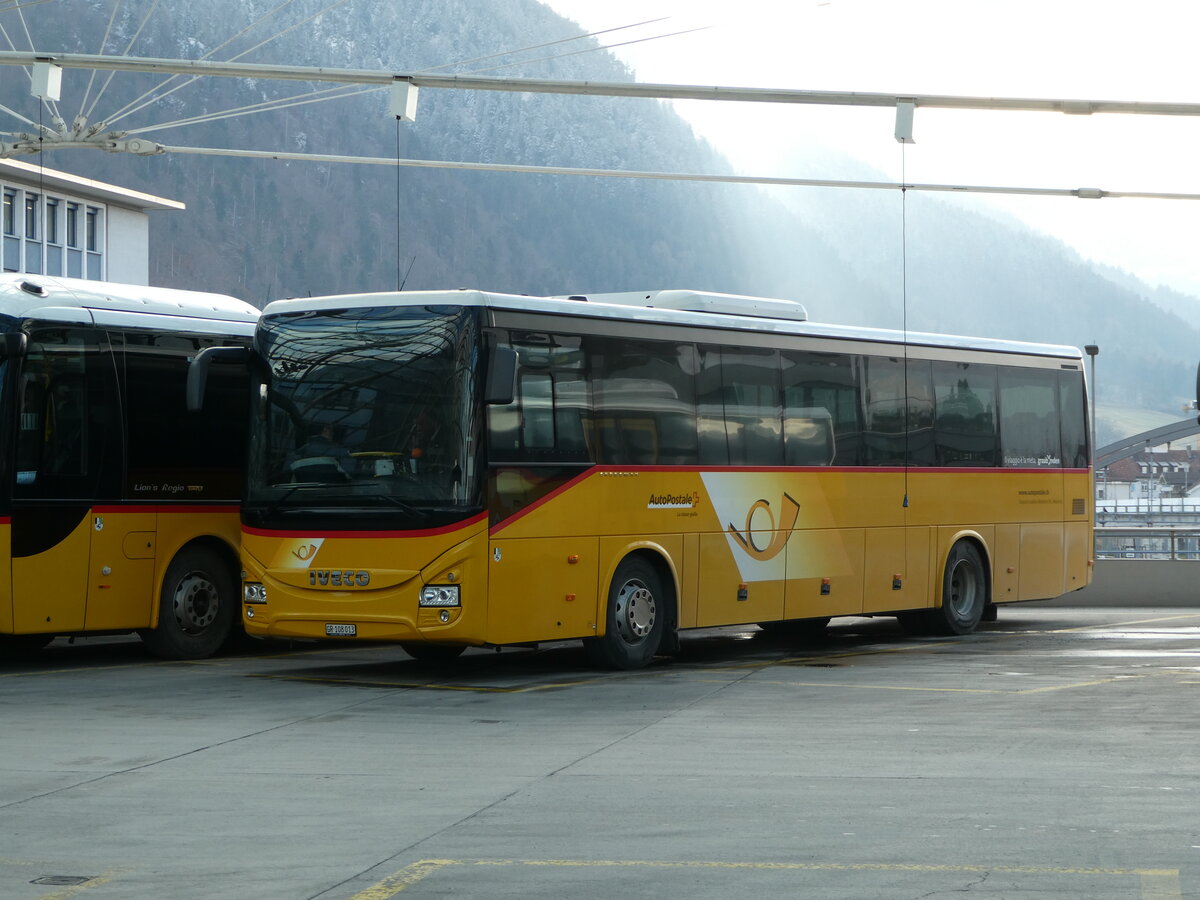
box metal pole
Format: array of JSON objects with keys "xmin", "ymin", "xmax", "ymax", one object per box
[{"xmin": 1084, "ymin": 345, "xmax": 1099, "ymax": 463}]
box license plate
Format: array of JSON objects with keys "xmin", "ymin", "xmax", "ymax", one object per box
[{"xmin": 325, "ymin": 623, "xmax": 357, "ymax": 637}]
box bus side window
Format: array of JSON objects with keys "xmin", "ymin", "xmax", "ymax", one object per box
[
  {"xmin": 519, "ymin": 371, "xmax": 554, "ymax": 449},
  {"xmin": 999, "ymin": 367, "xmax": 1062, "ymax": 467},
  {"xmin": 489, "ymin": 333, "xmax": 590, "ymax": 464},
  {"xmin": 15, "ymin": 374, "xmax": 46, "ymax": 484},
  {"xmin": 931, "ymin": 361, "xmax": 998, "ymax": 467},
  {"xmin": 15, "ymin": 327, "xmax": 121, "ymax": 500},
  {"xmin": 1058, "ymin": 369, "xmax": 1088, "ymax": 469},
  {"xmin": 782, "ymin": 350, "xmax": 859, "ymax": 466},
  {"xmin": 44, "ymin": 376, "xmax": 86, "ymax": 476},
  {"xmin": 720, "ymin": 347, "xmax": 783, "ymax": 467},
  {"xmin": 589, "ymin": 337, "xmax": 698, "ymax": 466}
]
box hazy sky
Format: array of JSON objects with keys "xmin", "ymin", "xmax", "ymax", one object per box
[{"xmin": 545, "ymin": 0, "xmax": 1200, "ymax": 297}]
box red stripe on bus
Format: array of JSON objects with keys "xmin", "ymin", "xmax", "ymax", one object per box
[
  {"xmin": 487, "ymin": 464, "xmax": 1092, "ymax": 534},
  {"xmin": 91, "ymin": 504, "xmax": 241, "ymax": 514},
  {"xmin": 487, "ymin": 467, "xmax": 601, "ymax": 535},
  {"xmin": 243, "ymin": 511, "xmax": 488, "ymax": 540}
]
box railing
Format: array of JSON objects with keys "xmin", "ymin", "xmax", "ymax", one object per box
[{"xmin": 1095, "ymin": 527, "xmax": 1200, "ymax": 560}]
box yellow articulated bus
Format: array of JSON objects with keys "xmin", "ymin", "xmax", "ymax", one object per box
[
  {"xmin": 211, "ymin": 288, "xmax": 1091, "ymax": 669},
  {"xmin": 0, "ymin": 274, "xmax": 259, "ymax": 659}
]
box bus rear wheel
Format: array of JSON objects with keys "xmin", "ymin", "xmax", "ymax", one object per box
[
  {"xmin": 919, "ymin": 541, "xmax": 987, "ymax": 636},
  {"xmin": 584, "ymin": 556, "xmax": 667, "ymax": 670},
  {"xmin": 140, "ymin": 547, "xmax": 235, "ymax": 660}
]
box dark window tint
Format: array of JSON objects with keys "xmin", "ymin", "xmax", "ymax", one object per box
[
  {"xmin": 121, "ymin": 332, "xmax": 249, "ymax": 499},
  {"xmin": 1058, "ymin": 369, "xmax": 1089, "ymax": 469},
  {"xmin": 782, "ymin": 350, "xmax": 859, "ymax": 466},
  {"xmin": 863, "ymin": 357, "xmax": 933, "ymax": 466},
  {"xmin": 15, "ymin": 326, "xmax": 121, "ymax": 501},
  {"xmin": 720, "ymin": 347, "xmax": 782, "ymax": 466},
  {"xmin": 488, "ymin": 333, "xmax": 590, "ymax": 464},
  {"xmin": 588, "ymin": 336, "xmax": 697, "ymax": 465},
  {"xmin": 999, "ymin": 366, "xmax": 1061, "ymax": 467},
  {"xmin": 932, "ymin": 361, "xmax": 998, "ymax": 466},
  {"xmin": 696, "ymin": 345, "xmax": 727, "ymax": 465}
]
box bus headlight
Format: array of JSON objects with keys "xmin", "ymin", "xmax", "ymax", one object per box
[
  {"xmin": 420, "ymin": 585, "xmax": 460, "ymax": 607},
  {"xmin": 244, "ymin": 582, "xmax": 268, "ymax": 604}
]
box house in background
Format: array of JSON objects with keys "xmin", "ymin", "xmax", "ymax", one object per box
[
  {"xmin": 1, "ymin": 158, "xmax": 183, "ymax": 285},
  {"xmin": 1099, "ymin": 449, "xmax": 1197, "ymax": 501}
]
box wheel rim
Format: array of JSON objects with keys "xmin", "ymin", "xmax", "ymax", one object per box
[
  {"xmin": 172, "ymin": 572, "xmax": 219, "ymax": 634},
  {"xmin": 613, "ymin": 578, "xmax": 656, "ymax": 646},
  {"xmin": 947, "ymin": 558, "xmax": 980, "ymax": 619}
]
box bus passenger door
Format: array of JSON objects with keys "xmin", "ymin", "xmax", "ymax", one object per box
[
  {"xmin": 10, "ymin": 326, "xmax": 121, "ymax": 635},
  {"xmin": 84, "ymin": 510, "xmax": 156, "ymax": 631}
]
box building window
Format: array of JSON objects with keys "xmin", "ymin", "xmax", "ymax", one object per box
[
  {"xmin": 45, "ymin": 199, "xmax": 62, "ymax": 277},
  {"xmin": 64, "ymin": 200, "xmax": 82, "ymax": 277},
  {"xmin": 0, "ymin": 184, "xmax": 107, "ymax": 280},
  {"xmin": 85, "ymin": 206, "xmax": 102, "ymax": 279},
  {"xmin": 65, "ymin": 202, "xmax": 79, "ymax": 248},
  {"xmin": 46, "ymin": 198, "xmax": 59, "ymax": 244},
  {"xmin": 24, "ymin": 193, "xmax": 38, "ymax": 239},
  {"xmin": 2, "ymin": 188, "xmax": 17, "ymax": 272},
  {"xmin": 86, "ymin": 206, "xmax": 99, "ymax": 251}
]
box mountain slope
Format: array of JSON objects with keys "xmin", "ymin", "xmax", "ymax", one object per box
[{"xmin": 3, "ymin": 0, "xmax": 1196, "ymax": 441}]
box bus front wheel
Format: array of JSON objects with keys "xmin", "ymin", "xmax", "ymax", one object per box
[
  {"xmin": 140, "ymin": 547, "xmax": 235, "ymax": 660},
  {"xmin": 584, "ymin": 556, "xmax": 667, "ymax": 670}
]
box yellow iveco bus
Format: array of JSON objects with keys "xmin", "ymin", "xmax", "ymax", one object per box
[
  {"xmin": 0, "ymin": 274, "xmax": 258, "ymax": 659},
  {"xmin": 216, "ymin": 288, "xmax": 1091, "ymax": 669}
]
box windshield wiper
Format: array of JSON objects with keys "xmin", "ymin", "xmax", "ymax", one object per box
[{"xmin": 356, "ymin": 488, "xmax": 430, "ymax": 520}]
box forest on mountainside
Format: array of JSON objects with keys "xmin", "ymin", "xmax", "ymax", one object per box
[{"xmin": 4, "ymin": 0, "xmax": 1197, "ymax": 440}]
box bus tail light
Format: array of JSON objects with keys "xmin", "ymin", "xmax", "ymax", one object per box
[{"xmin": 420, "ymin": 585, "xmax": 460, "ymax": 607}]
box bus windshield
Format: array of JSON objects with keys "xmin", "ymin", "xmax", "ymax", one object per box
[{"xmin": 245, "ymin": 305, "xmax": 485, "ymax": 530}]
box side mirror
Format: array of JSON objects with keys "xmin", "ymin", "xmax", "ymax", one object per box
[
  {"xmin": 0, "ymin": 332, "xmax": 27, "ymax": 359},
  {"xmin": 485, "ymin": 346, "xmax": 517, "ymax": 405},
  {"xmin": 187, "ymin": 346, "xmax": 250, "ymax": 410}
]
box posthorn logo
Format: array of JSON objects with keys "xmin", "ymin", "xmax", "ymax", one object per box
[{"xmin": 727, "ymin": 494, "xmax": 800, "ymax": 561}]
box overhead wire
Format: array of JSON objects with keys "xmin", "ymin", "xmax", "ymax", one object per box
[
  {"xmin": 12, "ymin": 0, "xmax": 59, "ymax": 123},
  {"xmin": 148, "ymin": 143, "xmax": 1200, "ymax": 202},
  {"xmin": 82, "ymin": 0, "xmax": 163, "ymax": 121},
  {"xmin": 0, "ymin": 6, "xmax": 57, "ymax": 129},
  {"xmin": 0, "ymin": 0, "xmax": 58, "ymax": 11},
  {"xmin": 123, "ymin": 83, "xmax": 379, "ymax": 136},
  {"xmin": 101, "ymin": 12, "xmax": 694, "ymax": 141},
  {"xmin": 461, "ymin": 25, "xmax": 711, "ymax": 76},
  {"xmin": 99, "ymin": 0, "xmax": 310, "ymax": 127},
  {"xmin": 76, "ymin": 0, "xmax": 122, "ymax": 120},
  {"xmin": 413, "ymin": 16, "xmax": 671, "ymax": 73}
]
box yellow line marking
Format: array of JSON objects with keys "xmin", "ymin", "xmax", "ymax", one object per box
[
  {"xmin": 1041, "ymin": 613, "xmax": 1200, "ymax": 633},
  {"xmin": 0, "ymin": 663, "xmax": 149, "ymax": 679},
  {"xmin": 688, "ymin": 668, "xmax": 1186, "ymax": 696},
  {"xmin": 0, "ymin": 866, "xmax": 134, "ymax": 900},
  {"xmin": 1143, "ymin": 869, "xmax": 1184, "ymax": 900},
  {"xmin": 34, "ymin": 870, "xmax": 122, "ymax": 900},
  {"xmin": 345, "ymin": 860, "xmax": 455, "ymax": 899},
  {"xmin": 351, "ymin": 858, "xmax": 1181, "ymax": 899}
]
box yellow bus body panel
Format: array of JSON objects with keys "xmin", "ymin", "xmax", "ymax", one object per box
[
  {"xmin": 3, "ymin": 506, "xmax": 241, "ymax": 637},
  {"xmin": 240, "ymin": 516, "xmax": 490, "ymax": 642},
  {"xmin": 237, "ymin": 466, "xmax": 1093, "ymax": 646}
]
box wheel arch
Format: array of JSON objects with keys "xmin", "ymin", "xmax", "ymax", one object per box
[
  {"xmin": 598, "ymin": 542, "xmax": 680, "ymax": 639},
  {"xmin": 149, "ymin": 534, "xmax": 240, "ymax": 631},
  {"xmin": 937, "ymin": 530, "xmax": 993, "ymax": 607}
]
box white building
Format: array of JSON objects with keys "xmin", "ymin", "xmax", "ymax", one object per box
[{"xmin": 1, "ymin": 158, "xmax": 183, "ymax": 285}]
